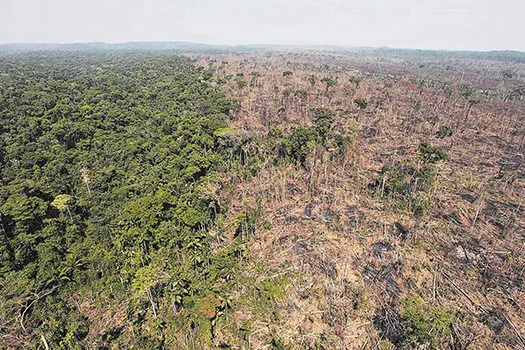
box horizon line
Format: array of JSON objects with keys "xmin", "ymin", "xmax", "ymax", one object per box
[{"xmin": 1, "ymin": 40, "xmax": 524, "ymax": 54}]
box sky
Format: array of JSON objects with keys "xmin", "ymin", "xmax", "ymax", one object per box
[{"xmin": 1, "ymin": 0, "xmax": 524, "ymax": 51}]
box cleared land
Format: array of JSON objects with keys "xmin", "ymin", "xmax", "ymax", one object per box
[{"xmin": 0, "ymin": 46, "xmax": 524, "ymax": 349}]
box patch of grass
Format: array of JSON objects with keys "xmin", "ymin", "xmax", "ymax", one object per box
[
  {"xmin": 419, "ymin": 141, "xmax": 448, "ymax": 164},
  {"xmin": 401, "ymin": 296, "xmax": 456, "ymax": 348},
  {"xmin": 260, "ymin": 276, "xmax": 290, "ymax": 307}
]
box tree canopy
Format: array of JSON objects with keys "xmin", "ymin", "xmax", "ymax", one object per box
[{"xmin": 0, "ymin": 52, "xmax": 241, "ymax": 347}]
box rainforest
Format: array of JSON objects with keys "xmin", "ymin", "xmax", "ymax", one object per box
[{"xmin": 0, "ymin": 46, "xmax": 524, "ymax": 349}]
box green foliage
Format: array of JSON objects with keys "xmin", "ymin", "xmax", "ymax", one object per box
[
  {"xmin": 354, "ymin": 98, "xmax": 368, "ymax": 109},
  {"xmin": 235, "ymin": 75, "xmax": 247, "ymax": 88},
  {"xmin": 507, "ymin": 85, "xmax": 525, "ymax": 100},
  {"xmin": 387, "ymin": 163, "xmax": 436, "ymax": 194},
  {"xmin": 501, "ymin": 69, "xmax": 514, "ymax": 79},
  {"xmin": 287, "ymin": 127, "xmax": 319, "ymax": 164},
  {"xmin": 283, "ymin": 89, "xmax": 307, "ymax": 100},
  {"xmin": 333, "ymin": 133, "xmax": 355, "ymax": 157},
  {"xmin": 280, "ymin": 108, "xmax": 352, "ymax": 165},
  {"xmin": 270, "ymin": 337, "xmax": 289, "ymax": 349},
  {"xmin": 50, "ymin": 194, "xmax": 72, "ymax": 211},
  {"xmin": 373, "ymin": 161, "xmax": 436, "ymax": 217},
  {"xmin": 372, "ymin": 141, "xmax": 448, "ymax": 216},
  {"xmin": 214, "ymin": 127, "xmax": 260, "ymax": 178},
  {"xmin": 312, "ymin": 107, "xmax": 336, "ymax": 141},
  {"xmin": 259, "ymin": 276, "xmax": 289, "ymax": 307},
  {"xmin": 0, "ymin": 52, "xmax": 243, "ymax": 347},
  {"xmin": 401, "ymin": 296, "xmax": 455, "ymax": 348},
  {"xmin": 268, "ymin": 126, "xmax": 284, "ymax": 139},
  {"xmin": 282, "ymin": 71, "xmax": 293, "ymax": 77},
  {"xmin": 349, "ymin": 75, "xmax": 363, "ymax": 87},
  {"xmin": 435, "ymin": 125, "xmax": 453, "ymax": 139},
  {"xmin": 234, "ymin": 201, "xmax": 263, "ymax": 240},
  {"xmin": 308, "ymin": 74, "xmax": 317, "ymax": 87},
  {"xmin": 209, "ymin": 240, "xmax": 243, "ymax": 282},
  {"xmin": 419, "ymin": 141, "xmax": 448, "ymax": 163},
  {"xmin": 459, "ymin": 84, "xmax": 474, "ymax": 98},
  {"xmin": 321, "ymin": 77, "xmax": 336, "ymax": 90},
  {"xmin": 294, "ymin": 89, "xmax": 308, "ymax": 99}
]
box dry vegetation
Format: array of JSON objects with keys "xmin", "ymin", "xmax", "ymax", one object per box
[
  {"xmin": 193, "ymin": 49, "xmax": 525, "ymax": 349},
  {"xmin": 1, "ymin": 47, "xmax": 522, "ymax": 349}
]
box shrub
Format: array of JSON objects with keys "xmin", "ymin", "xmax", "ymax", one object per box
[
  {"xmin": 333, "ymin": 133, "xmax": 354, "ymax": 157},
  {"xmin": 401, "ymin": 296, "xmax": 455, "ymax": 348},
  {"xmin": 435, "ymin": 125, "xmax": 453, "ymax": 139},
  {"xmin": 235, "ymin": 76, "xmax": 247, "ymax": 88},
  {"xmin": 294, "ymin": 89, "xmax": 308, "ymax": 99},
  {"xmin": 308, "ymin": 74, "xmax": 317, "ymax": 86},
  {"xmin": 378, "ymin": 162, "xmax": 436, "ymax": 197},
  {"xmin": 354, "ymin": 98, "xmax": 368, "ymax": 109},
  {"xmin": 419, "ymin": 141, "xmax": 448, "ymax": 163},
  {"xmin": 349, "ymin": 75, "xmax": 363, "ymax": 87},
  {"xmin": 321, "ymin": 77, "xmax": 336, "ymax": 90}
]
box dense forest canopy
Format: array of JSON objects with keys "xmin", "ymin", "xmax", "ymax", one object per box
[{"xmin": 0, "ymin": 52, "xmax": 244, "ymax": 347}]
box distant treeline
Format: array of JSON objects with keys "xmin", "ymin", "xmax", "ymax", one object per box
[{"xmin": 1, "ymin": 42, "xmax": 524, "ymax": 63}]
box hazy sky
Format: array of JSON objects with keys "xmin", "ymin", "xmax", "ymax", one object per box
[{"xmin": 1, "ymin": 0, "xmax": 523, "ymax": 51}]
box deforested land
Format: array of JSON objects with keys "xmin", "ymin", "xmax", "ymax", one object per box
[{"xmin": 0, "ymin": 44, "xmax": 524, "ymax": 349}]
